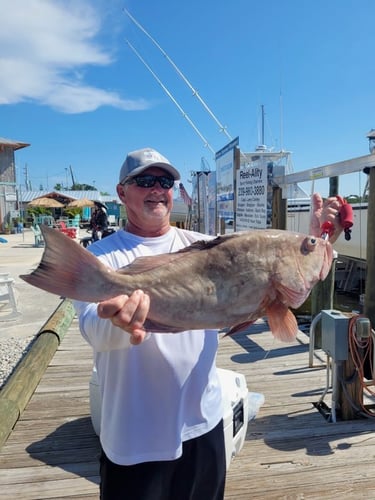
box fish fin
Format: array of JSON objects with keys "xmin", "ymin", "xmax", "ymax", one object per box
[
  {"xmin": 225, "ymin": 320, "xmax": 256, "ymax": 336},
  {"xmin": 266, "ymin": 302, "xmax": 298, "ymax": 342},
  {"xmin": 118, "ymin": 252, "xmax": 188, "ymax": 275},
  {"xmin": 177, "ymin": 233, "xmax": 239, "ymax": 253},
  {"xmin": 118, "ymin": 234, "xmax": 240, "ymax": 275},
  {"xmin": 20, "ymin": 225, "xmax": 118, "ymax": 302},
  {"xmin": 120, "ymin": 233, "xmax": 241, "ymax": 275}
]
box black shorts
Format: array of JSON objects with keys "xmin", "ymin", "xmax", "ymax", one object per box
[{"xmin": 100, "ymin": 419, "xmax": 226, "ymax": 500}]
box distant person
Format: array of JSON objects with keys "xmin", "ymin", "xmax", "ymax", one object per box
[{"xmin": 90, "ymin": 203, "xmax": 108, "ymax": 241}]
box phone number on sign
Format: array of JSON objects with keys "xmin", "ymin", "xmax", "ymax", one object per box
[{"xmin": 238, "ymin": 185, "xmax": 265, "ymax": 197}]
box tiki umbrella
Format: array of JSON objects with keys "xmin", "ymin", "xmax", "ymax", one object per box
[
  {"xmin": 28, "ymin": 197, "xmax": 65, "ymax": 208},
  {"xmin": 67, "ymin": 198, "xmax": 96, "ymax": 208}
]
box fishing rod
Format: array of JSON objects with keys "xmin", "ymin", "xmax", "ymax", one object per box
[
  {"xmin": 123, "ymin": 8, "xmax": 233, "ymax": 142},
  {"xmin": 126, "ymin": 40, "xmax": 215, "ymax": 155}
]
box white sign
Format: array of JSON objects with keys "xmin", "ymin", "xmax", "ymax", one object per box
[
  {"xmin": 5, "ymin": 192, "xmax": 17, "ymax": 202},
  {"xmin": 236, "ymin": 166, "xmax": 267, "ymax": 230},
  {"xmin": 216, "ymin": 137, "xmax": 238, "ymax": 221}
]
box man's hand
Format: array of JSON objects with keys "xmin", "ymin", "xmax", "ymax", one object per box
[
  {"xmin": 97, "ymin": 290, "xmax": 150, "ymax": 345},
  {"xmin": 310, "ymin": 193, "xmax": 343, "ymax": 244}
]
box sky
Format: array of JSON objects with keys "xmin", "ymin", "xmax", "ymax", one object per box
[{"xmin": 1, "ymin": 0, "xmax": 374, "ymax": 198}]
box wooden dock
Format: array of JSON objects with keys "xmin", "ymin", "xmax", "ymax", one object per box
[{"xmin": 1, "ymin": 318, "xmax": 375, "ymax": 499}]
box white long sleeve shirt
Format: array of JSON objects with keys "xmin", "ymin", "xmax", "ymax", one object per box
[{"xmin": 74, "ymin": 227, "xmax": 223, "ymax": 465}]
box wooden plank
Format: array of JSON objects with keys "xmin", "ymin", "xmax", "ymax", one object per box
[
  {"xmin": 0, "ymin": 322, "xmax": 100, "ymax": 497},
  {"xmin": 1, "ymin": 318, "xmax": 375, "ymax": 499},
  {"xmin": 0, "ymin": 476, "xmax": 99, "ymax": 500},
  {"xmin": 218, "ymin": 326, "xmax": 375, "ymax": 499},
  {"xmin": 0, "ymin": 462, "xmax": 99, "ymax": 484}
]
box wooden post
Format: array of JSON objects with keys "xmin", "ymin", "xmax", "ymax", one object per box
[
  {"xmin": 219, "ymin": 217, "xmax": 225, "ymax": 234},
  {"xmin": 0, "ymin": 300, "xmax": 75, "ymax": 449},
  {"xmin": 311, "ymin": 264, "xmax": 336, "ymax": 348},
  {"xmin": 329, "ymin": 176, "xmax": 339, "ymax": 197},
  {"xmin": 338, "ymin": 346, "xmax": 363, "ymax": 420},
  {"xmin": 271, "ymin": 187, "xmax": 286, "ymax": 230},
  {"xmin": 338, "ymin": 164, "xmax": 374, "ymax": 420},
  {"xmin": 311, "ymin": 177, "xmax": 338, "ymax": 347},
  {"xmin": 364, "ymin": 167, "xmax": 375, "ymax": 328}
]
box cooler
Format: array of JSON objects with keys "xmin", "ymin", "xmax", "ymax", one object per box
[{"xmin": 217, "ymin": 368, "xmax": 249, "ymax": 469}]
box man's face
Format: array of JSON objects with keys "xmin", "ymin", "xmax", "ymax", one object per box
[{"xmin": 117, "ymin": 167, "xmax": 175, "ymax": 232}]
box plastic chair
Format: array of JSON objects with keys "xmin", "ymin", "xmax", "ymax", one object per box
[
  {"xmin": 0, "ymin": 272, "xmax": 21, "ymax": 321},
  {"xmin": 30, "ymin": 225, "xmax": 44, "ymax": 247},
  {"xmin": 56, "ymin": 221, "xmax": 77, "ymax": 239}
]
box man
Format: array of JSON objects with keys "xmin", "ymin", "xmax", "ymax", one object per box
[
  {"xmin": 90, "ymin": 203, "xmax": 109, "ymax": 241},
  {"xmin": 74, "ymin": 148, "xmax": 226, "ymax": 500},
  {"xmin": 74, "ymin": 147, "xmax": 343, "ymax": 499}
]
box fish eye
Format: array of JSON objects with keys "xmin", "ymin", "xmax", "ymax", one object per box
[{"xmin": 302, "ymin": 236, "xmax": 317, "ymax": 254}]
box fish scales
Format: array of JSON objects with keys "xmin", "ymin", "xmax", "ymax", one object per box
[{"xmin": 20, "ymin": 225, "xmax": 333, "ymax": 342}]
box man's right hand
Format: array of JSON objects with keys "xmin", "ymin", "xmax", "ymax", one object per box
[
  {"xmin": 97, "ymin": 290, "xmax": 150, "ymax": 345},
  {"xmin": 309, "ymin": 193, "xmax": 343, "ymax": 243}
]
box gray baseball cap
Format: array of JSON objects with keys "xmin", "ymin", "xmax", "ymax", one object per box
[{"xmin": 119, "ymin": 147, "xmax": 181, "ymax": 184}]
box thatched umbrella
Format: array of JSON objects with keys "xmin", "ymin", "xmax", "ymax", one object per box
[
  {"xmin": 28, "ymin": 197, "xmax": 65, "ymax": 208},
  {"xmin": 67, "ymin": 198, "xmax": 96, "ymax": 208}
]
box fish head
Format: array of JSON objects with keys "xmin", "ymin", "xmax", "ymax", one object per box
[{"xmin": 270, "ymin": 231, "xmax": 333, "ymax": 309}]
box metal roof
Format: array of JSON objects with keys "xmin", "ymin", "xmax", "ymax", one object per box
[
  {"xmin": 19, "ymin": 190, "xmax": 121, "ymax": 204},
  {"xmin": 0, "ymin": 137, "xmax": 30, "ymax": 151}
]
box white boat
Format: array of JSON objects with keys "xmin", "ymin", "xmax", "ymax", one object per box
[
  {"xmin": 287, "ymin": 198, "xmax": 368, "ymax": 261},
  {"xmin": 287, "ymin": 198, "xmax": 367, "ymax": 294}
]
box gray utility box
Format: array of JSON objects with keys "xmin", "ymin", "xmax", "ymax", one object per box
[{"xmin": 321, "ymin": 310, "xmax": 350, "ymax": 361}]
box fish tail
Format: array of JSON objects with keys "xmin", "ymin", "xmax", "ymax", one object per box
[{"xmin": 20, "ymin": 225, "xmax": 119, "ymax": 302}]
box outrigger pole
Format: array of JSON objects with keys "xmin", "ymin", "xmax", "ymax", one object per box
[
  {"xmin": 125, "ymin": 40, "xmax": 215, "ymax": 155},
  {"xmin": 123, "ymin": 8, "xmax": 233, "ymax": 142}
]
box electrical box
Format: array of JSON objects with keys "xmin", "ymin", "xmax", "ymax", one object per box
[{"xmin": 321, "ymin": 310, "xmax": 350, "ymax": 361}]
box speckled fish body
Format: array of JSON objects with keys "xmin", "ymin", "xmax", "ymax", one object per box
[{"xmin": 20, "ymin": 225, "xmax": 333, "ymax": 341}]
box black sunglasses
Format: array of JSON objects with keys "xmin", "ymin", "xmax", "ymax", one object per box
[{"xmin": 124, "ymin": 175, "xmax": 175, "ymax": 189}]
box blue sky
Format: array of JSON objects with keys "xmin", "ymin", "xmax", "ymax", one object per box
[{"xmin": 1, "ymin": 0, "xmax": 374, "ymax": 198}]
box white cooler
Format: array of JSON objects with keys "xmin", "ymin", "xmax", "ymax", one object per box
[
  {"xmin": 89, "ymin": 366, "xmax": 254, "ymax": 469},
  {"xmin": 217, "ymin": 368, "xmax": 249, "ymax": 469}
]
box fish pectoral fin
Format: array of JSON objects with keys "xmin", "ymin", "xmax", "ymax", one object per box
[{"xmin": 266, "ymin": 302, "xmax": 298, "ymax": 342}]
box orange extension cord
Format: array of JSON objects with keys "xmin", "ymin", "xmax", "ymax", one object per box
[{"xmin": 346, "ymin": 315, "xmax": 375, "ymax": 418}]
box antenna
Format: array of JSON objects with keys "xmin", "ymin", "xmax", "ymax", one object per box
[
  {"xmin": 279, "ymin": 87, "xmax": 284, "ymax": 151},
  {"xmin": 69, "ymin": 165, "xmax": 77, "ymax": 186},
  {"xmin": 126, "ymin": 40, "xmax": 215, "ymax": 154},
  {"xmin": 123, "ymin": 8, "xmax": 233, "ymax": 141}
]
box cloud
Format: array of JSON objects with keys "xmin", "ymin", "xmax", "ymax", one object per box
[{"xmin": 0, "ymin": 0, "xmax": 150, "ymax": 113}]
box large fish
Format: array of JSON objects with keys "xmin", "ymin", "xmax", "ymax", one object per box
[{"xmin": 20, "ymin": 225, "xmax": 333, "ymax": 342}]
